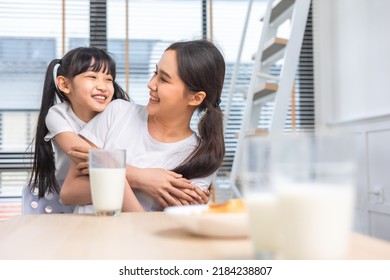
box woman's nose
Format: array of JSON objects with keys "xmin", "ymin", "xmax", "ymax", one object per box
[{"xmin": 147, "ymin": 76, "xmax": 157, "ymax": 91}]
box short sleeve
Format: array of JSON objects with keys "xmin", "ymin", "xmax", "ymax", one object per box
[{"xmin": 44, "ymin": 103, "xmax": 84, "ymax": 142}]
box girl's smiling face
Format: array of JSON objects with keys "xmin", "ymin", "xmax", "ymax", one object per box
[{"xmin": 60, "ymin": 63, "xmax": 115, "ymax": 122}]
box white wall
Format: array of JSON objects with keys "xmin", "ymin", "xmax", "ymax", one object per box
[
  {"xmin": 313, "ymin": 0, "xmax": 390, "ymax": 240},
  {"xmin": 314, "ymin": 0, "xmax": 390, "ymax": 125}
]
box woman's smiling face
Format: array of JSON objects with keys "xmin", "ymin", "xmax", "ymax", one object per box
[{"xmin": 146, "ymin": 50, "xmax": 192, "ymax": 119}]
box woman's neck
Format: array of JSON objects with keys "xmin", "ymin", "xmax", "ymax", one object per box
[{"xmin": 147, "ymin": 115, "xmax": 193, "ymax": 143}]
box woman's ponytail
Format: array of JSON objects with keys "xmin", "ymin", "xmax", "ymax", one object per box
[{"xmin": 168, "ymin": 40, "xmax": 226, "ymax": 180}]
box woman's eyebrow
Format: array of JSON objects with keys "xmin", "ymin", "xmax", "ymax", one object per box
[{"xmin": 156, "ymin": 65, "xmax": 172, "ymax": 79}]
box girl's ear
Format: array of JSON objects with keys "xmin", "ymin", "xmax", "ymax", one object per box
[
  {"xmin": 57, "ymin": 76, "xmax": 71, "ymax": 94},
  {"xmin": 189, "ymin": 91, "xmax": 206, "ymax": 106}
]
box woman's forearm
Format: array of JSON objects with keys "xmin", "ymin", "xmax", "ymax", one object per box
[{"xmin": 125, "ymin": 164, "xmax": 208, "ymax": 208}]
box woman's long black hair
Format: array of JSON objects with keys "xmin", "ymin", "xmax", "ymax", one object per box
[
  {"xmin": 167, "ymin": 40, "xmax": 226, "ymax": 179},
  {"xmin": 29, "ymin": 47, "xmax": 129, "ymax": 198}
]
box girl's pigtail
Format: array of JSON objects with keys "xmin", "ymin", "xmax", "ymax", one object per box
[
  {"xmin": 29, "ymin": 59, "xmax": 62, "ymax": 198},
  {"xmin": 113, "ymin": 82, "xmax": 130, "ymax": 102}
]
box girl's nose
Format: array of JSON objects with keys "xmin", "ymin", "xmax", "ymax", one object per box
[{"xmin": 96, "ymin": 81, "xmax": 108, "ymax": 92}]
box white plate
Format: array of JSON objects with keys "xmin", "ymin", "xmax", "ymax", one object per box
[{"xmin": 164, "ymin": 204, "xmax": 249, "ymax": 238}]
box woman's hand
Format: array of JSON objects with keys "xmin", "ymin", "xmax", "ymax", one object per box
[
  {"xmin": 128, "ymin": 166, "xmax": 207, "ymax": 208},
  {"xmin": 162, "ymin": 185, "xmax": 210, "ymax": 208},
  {"xmin": 193, "ymin": 187, "xmax": 210, "ymax": 204},
  {"xmin": 172, "ymin": 187, "xmax": 210, "ymax": 206}
]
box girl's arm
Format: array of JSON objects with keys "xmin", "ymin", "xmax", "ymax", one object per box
[{"xmin": 54, "ymin": 131, "xmax": 91, "ymax": 164}]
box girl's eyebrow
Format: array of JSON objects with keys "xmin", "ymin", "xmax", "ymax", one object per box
[{"xmin": 155, "ymin": 65, "xmax": 172, "ymax": 79}]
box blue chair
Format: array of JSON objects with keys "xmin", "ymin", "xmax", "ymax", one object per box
[{"xmin": 21, "ymin": 184, "xmax": 75, "ymax": 214}]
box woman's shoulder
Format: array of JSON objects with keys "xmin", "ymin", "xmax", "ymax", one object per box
[
  {"xmin": 109, "ymin": 100, "xmax": 146, "ymax": 116},
  {"xmin": 107, "ymin": 99, "xmax": 128, "ymax": 108},
  {"xmin": 103, "ymin": 100, "xmax": 146, "ymax": 122},
  {"xmin": 108, "ymin": 99, "xmax": 144, "ymax": 111}
]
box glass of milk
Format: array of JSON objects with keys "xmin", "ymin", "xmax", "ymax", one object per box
[
  {"xmin": 273, "ymin": 133, "xmax": 357, "ymax": 259},
  {"xmin": 89, "ymin": 149, "xmax": 126, "ymax": 216},
  {"xmin": 241, "ymin": 136, "xmax": 278, "ymax": 259}
]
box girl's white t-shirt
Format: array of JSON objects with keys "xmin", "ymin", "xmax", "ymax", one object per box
[
  {"xmin": 45, "ymin": 102, "xmax": 86, "ymax": 186},
  {"xmin": 79, "ymin": 99, "xmax": 214, "ymax": 211}
]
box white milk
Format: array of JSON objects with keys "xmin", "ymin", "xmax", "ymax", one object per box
[
  {"xmin": 277, "ymin": 183, "xmax": 355, "ymax": 259},
  {"xmin": 246, "ymin": 193, "xmax": 278, "ymax": 256},
  {"xmin": 90, "ymin": 168, "xmax": 126, "ymax": 212}
]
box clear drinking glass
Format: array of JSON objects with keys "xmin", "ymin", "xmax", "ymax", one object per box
[
  {"xmin": 241, "ymin": 136, "xmax": 278, "ymax": 260},
  {"xmin": 89, "ymin": 149, "xmax": 126, "ymax": 216},
  {"xmin": 273, "ymin": 133, "xmax": 357, "ymax": 259}
]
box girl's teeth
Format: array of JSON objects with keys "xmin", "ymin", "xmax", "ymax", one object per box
[{"xmin": 94, "ymin": 96, "xmax": 106, "ymax": 100}]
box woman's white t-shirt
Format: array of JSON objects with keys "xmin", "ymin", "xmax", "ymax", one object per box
[{"xmin": 79, "ymin": 99, "xmax": 214, "ymax": 211}]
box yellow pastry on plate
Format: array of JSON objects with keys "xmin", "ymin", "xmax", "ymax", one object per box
[{"xmin": 207, "ymin": 198, "xmax": 246, "ymax": 213}]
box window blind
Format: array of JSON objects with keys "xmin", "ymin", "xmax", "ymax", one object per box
[
  {"xmin": 90, "ymin": 0, "xmax": 107, "ymax": 50},
  {"xmin": 0, "ymin": 0, "xmax": 315, "ymax": 197},
  {"xmin": 0, "ymin": 0, "xmax": 89, "ymax": 197}
]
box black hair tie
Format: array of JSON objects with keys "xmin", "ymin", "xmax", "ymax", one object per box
[{"xmin": 214, "ymin": 98, "xmax": 222, "ymax": 108}]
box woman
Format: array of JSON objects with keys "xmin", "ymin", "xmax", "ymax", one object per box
[{"xmin": 60, "ymin": 39, "xmax": 226, "ymax": 212}]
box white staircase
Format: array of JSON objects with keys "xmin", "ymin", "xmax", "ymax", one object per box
[{"xmin": 226, "ymin": 0, "xmax": 312, "ymax": 196}]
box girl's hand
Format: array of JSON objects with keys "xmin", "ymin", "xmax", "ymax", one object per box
[{"xmin": 67, "ymin": 145, "xmax": 94, "ymax": 174}]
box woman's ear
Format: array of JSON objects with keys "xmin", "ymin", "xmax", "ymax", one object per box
[
  {"xmin": 57, "ymin": 76, "xmax": 71, "ymax": 94},
  {"xmin": 189, "ymin": 91, "xmax": 206, "ymax": 106}
]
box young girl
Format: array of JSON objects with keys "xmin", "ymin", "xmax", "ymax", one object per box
[
  {"xmin": 61, "ymin": 39, "xmax": 226, "ymax": 212},
  {"xmin": 22, "ymin": 47, "xmax": 129, "ymax": 214}
]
